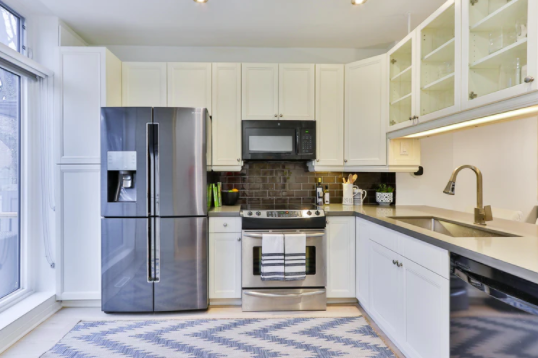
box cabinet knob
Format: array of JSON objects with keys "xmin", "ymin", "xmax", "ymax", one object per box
[
  {"xmin": 279, "ymin": 114, "xmax": 283, "ymax": 117},
  {"xmin": 237, "ymin": 158, "xmax": 240, "ymax": 162},
  {"xmin": 344, "ymin": 159, "xmax": 348, "ymax": 163},
  {"xmin": 398, "ymin": 262, "xmax": 403, "ymax": 268},
  {"xmin": 525, "ymin": 76, "xmax": 535, "ymax": 83},
  {"xmin": 469, "ymin": 91, "xmax": 478, "ymax": 100},
  {"xmin": 392, "ymin": 260, "xmax": 397, "ymax": 265},
  {"xmin": 274, "ymin": 114, "xmax": 278, "ymax": 117},
  {"xmin": 223, "ymin": 223, "xmax": 228, "ymax": 227},
  {"xmin": 238, "ymin": 238, "xmax": 241, "ymax": 242},
  {"xmin": 316, "ymin": 159, "xmax": 320, "ymax": 162},
  {"xmin": 409, "ymin": 116, "xmax": 413, "ymax": 121}
]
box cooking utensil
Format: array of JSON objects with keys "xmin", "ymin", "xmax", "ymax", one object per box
[
  {"xmin": 342, "ymin": 178, "xmax": 346, "ymax": 184},
  {"xmin": 352, "ymin": 174, "xmax": 357, "ymax": 184},
  {"xmin": 348, "ymin": 174, "xmax": 353, "ymax": 185}
]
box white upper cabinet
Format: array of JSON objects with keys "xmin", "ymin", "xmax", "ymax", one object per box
[
  {"xmin": 388, "ymin": 33, "xmax": 417, "ymax": 132},
  {"xmin": 122, "ymin": 62, "xmax": 167, "ymax": 106},
  {"xmin": 417, "ymin": 0, "xmax": 462, "ymax": 123},
  {"xmin": 278, "ymin": 64, "xmax": 315, "ymax": 120},
  {"xmin": 242, "ymin": 63, "xmax": 279, "ymax": 119},
  {"xmin": 212, "ymin": 63, "xmax": 242, "ymax": 169},
  {"xmin": 462, "ymin": 0, "xmax": 538, "ymax": 110},
  {"xmin": 60, "ymin": 47, "xmax": 121, "ymax": 164},
  {"xmin": 345, "ymin": 55, "xmax": 388, "ymax": 167},
  {"xmin": 326, "ymin": 217, "xmax": 356, "ymax": 298},
  {"xmin": 242, "ymin": 63, "xmax": 315, "ymax": 120},
  {"xmin": 168, "ymin": 62, "xmax": 212, "ymax": 113},
  {"xmin": 314, "ymin": 64, "xmax": 344, "ymax": 167}
]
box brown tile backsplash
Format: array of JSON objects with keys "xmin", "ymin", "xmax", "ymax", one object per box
[{"xmin": 215, "ymin": 161, "xmax": 396, "ymax": 206}]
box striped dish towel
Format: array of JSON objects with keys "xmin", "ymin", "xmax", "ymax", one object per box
[
  {"xmin": 284, "ymin": 233, "xmax": 306, "ymax": 281},
  {"xmin": 261, "ymin": 234, "xmax": 285, "ymax": 281}
]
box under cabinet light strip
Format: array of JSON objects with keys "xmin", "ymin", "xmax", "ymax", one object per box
[{"xmin": 403, "ymin": 105, "xmax": 538, "ymax": 139}]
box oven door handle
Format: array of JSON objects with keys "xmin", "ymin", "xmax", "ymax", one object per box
[
  {"xmin": 243, "ymin": 290, "xmax": 326, "ymax": 298},
  {"xmin": 243, "ymin": 233, "xmax": 325, "ymax": 238}
]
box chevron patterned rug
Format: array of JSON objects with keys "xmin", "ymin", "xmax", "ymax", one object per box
[{"xmin": 42, "ymin": 316, "xmax": 395, "ymax": 357}]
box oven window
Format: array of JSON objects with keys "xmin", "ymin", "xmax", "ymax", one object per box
[
  {"xmin": 253, "ymin": 246, "xmax": 316, "ymax": 275},
  {"xmin": 249, "ymin": 136, "xmax": 293, "ymax": 153}
]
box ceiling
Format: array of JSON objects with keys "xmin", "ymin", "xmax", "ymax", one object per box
[{"xmin": 35, "ymin": 0, "xmax": 445, "ymax": 48}]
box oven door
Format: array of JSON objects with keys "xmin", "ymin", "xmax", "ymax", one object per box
[{"xmin": 242, "ymin": 230, "xmax": 326, "ymax": 288}]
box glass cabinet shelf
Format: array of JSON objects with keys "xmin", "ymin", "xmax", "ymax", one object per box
[
  {"xmin": 467, "ymin": 0, "xmax": 528, "ymax": 101},
  {"xmin": 389, "ymin": 37, "xmax": 413, "ymax": 127},
  {"xmin": 423, "ymin": 38, "xmax": 455, "ymax": 62},
  {"xmin": 391, "ymin": 92, "xmax": 412, "ymax": 106},
  {"xmin": 423, "ymin": 72, "xmax": 454, "ymax": 91},
  {"xmin": 391, "ymin": 65, "xmax": 412, "ymax": 82}
]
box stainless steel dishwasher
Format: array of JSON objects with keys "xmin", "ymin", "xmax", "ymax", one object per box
[{"xmin": 450, "ymin": 253, "xmax": 538, "ymax": 357}]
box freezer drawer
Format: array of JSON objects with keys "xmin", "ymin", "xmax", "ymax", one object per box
[
  {"xmin": 154, "ymin": 217, "xmax": 208, "ymax": 311},
  {"xmin": 101, "ymin": 218, "xmax": 153, "ymax": 313}
]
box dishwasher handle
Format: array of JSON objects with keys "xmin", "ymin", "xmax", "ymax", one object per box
[{"xmin": 452, "ymin": 267, "xmax": 538, "ymax": 316}]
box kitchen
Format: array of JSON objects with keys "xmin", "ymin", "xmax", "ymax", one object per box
[{"xmin": 0, "ymin": 0, "xmax": 537, "ymax": 357}]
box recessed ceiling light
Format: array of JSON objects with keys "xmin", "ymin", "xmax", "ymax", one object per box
[
  {"xmin": 351, "ymin": 0, "xmax": 367, "ymax": 5},
  {"xmin": 193, "ymin": 0, "xmax": 208, "ymax": 3}
]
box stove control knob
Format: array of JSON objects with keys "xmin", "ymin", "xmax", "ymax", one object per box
[
  {"xmin": 307, "ymin": 211, "xmax": 312, "ymax": 216},
  {"xmin": 248, "ymin": 211, "xmax": 253, "ymax": 216},
  {"xmin": 256, "ymin": 211, "xmax": 261, "ymax": 216},
  {"xmin": 315, "ymin": 211, "xmax": 320, "ymax": 216}
]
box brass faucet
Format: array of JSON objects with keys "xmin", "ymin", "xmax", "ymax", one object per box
[{"xmin": 443, "ymin": 165, "xmax": 492, "ymax": 226}]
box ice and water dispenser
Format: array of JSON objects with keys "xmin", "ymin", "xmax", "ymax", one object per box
[{"xmin": 106, "ymin": 151, "xmax": 137, "ymax": 202}]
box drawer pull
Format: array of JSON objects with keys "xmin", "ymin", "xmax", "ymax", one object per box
[{"xmin": 223, "ymin": 223, "xmax": 228, "ymax": 227}]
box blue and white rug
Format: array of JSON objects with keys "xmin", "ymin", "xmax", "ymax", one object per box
[{"xmin": 42, "ymin": 317, "xmax": 395, "ymax": 357}]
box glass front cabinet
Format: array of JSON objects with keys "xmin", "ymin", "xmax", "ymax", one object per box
[{"xmin": 462, "ymin": 0, "xmax": 537, "ymax": 109}]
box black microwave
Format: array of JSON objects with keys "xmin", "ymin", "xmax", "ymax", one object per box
[{"xmin": 242, "ymin": 120, "xmax": 316, "ymax": 161}]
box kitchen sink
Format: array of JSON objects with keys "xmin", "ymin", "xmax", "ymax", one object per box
[{"xmin": 388, "ymin": 216, "xmax": 519, "ymax": 238}]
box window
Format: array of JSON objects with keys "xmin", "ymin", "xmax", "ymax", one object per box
[
  {"xmin": 0, "ymin": 67, "xmax": 20, "ymax": 300},
  {"xmin": 0, "ymin": 2, "xmax": 23, "ymax": 53}
]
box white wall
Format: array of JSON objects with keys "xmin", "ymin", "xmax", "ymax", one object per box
[
  {"xmin": 107, "ymin": 45, "xmax": 387, "ymax": 64},
  {"xmin": 397, "ymin": 116, "xmax": 538, "ymax": 223}
]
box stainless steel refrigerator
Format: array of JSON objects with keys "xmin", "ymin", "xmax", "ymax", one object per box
[{"xmin": 100, "ymin": 107, "xmax": 211, "ymax": 313}]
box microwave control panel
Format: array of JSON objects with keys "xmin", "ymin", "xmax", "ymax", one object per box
[{"xmin": 300, "ymin": 130, "xmax": 314, "ymax": 154}]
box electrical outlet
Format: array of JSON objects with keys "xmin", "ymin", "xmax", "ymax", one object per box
[{"xmin": 400, "ymin": 141, "xmax": 409, "ymax": 156}]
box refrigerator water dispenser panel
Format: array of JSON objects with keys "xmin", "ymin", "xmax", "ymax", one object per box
[{"xmin": 107, "ymin": 151, "xmax": 137, "ymax": 202}]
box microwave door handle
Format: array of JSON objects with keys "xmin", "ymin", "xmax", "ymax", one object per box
[{"xmin": 296, "ymin": 133, "xmax": 300, "ymax": 155}]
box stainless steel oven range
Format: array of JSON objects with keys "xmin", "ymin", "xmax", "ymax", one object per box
[{"xmin": 241, "ymin": 205, "xmax": 327, "ymax": 312}]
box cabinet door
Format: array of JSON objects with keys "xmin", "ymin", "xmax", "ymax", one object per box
[
  {"xmin": 242, "ymin": 63, "xmax": 279, "ymax": 120},
  {"xmin": 355, "ymin": 218, "xmax": 370, "ymax": 308},
  {"xmin": 345, "ymin": 55, "xmax": 387, "ymax": 166},
  {"xmin": 315, "ymin": 65, "xmax": 344, "ymax": 167},
  {"xmin": 402, "ymin": 258, "xmax": 449, "ymax": 358},
  {"xmin": 212, "ymin": 63, "xmax": 242, "ymax": 168},
  {"xmin": 327, "ymin": 217, "xmax": 356, "ymax": 298},
  {"xmin": 167, "ymin": 63, "xmax": 212, "ymax": 113},
  {"xmin": 278, "ymin": 64, "xmax": 315, "ymax": 120},
  {"xmin": 209, "ymin": 233, "xmax": 242, "ymax": 299},
  {"xmin": 58, "ymin": 165, "xmax": 101, "ymax": 300},
  {"xmin": 387, "ymin": 32, "xmax": 417, "ymax": 132},
  {"xmin": 368, "ymin": 240, "xmax": 405, "ymax": 343},
  {"xmin": 462, "ymin": 0, "xmax": 538, "ymax": 110},
  {"xmin": 122, "ymin": 62, "xmax": 167, "ymax": 106},
  {"xmin": 416, "ymin": 0, "xmax": 461, "ymax": 123}
]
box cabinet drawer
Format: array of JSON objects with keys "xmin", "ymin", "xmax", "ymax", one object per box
[
  {"xmin": 399, "ymin": 233, "xmax": 449, "ymax": 279},
  {"xmin": 369, "ymin": 223, "xmax": 399, "ymax": 253},
  {"xmin": 209, "ymin": 217, "xmax": 241, "ymax": 233}
]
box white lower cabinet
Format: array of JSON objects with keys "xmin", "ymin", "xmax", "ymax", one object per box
[
  {"xmin": 208, "ymin": 218, "xmax": 242, "ymax": 300},
  {"xmin": 58, "ymin": 165, "xmax": 101, "ymax": 300},
  {"xmin": 402, "ymin": 258, "xmax": 449, "ymax": 358},
  {"xmin": 368, "ymin": 241, "xmax": 405, "ymax": 342},
  {"xmin": 326, "ymin": 217, "xmax": 355, "ymax": 298},
  {"xmin": 359, "ymin": 221, "xmax": 449, "ymax": 358}
]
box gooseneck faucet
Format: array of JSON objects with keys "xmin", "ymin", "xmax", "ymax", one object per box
[{"xmin": 443, "ymin": 165, "xmax": 493, "ymax": 226}]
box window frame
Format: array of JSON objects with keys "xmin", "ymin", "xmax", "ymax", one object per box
[
  {"xmin": 0, "ymin": 1, "xmax": 26, "ymax": 54},
  {"xmin": 0, "ymin": 68, "xmax": 30, "ymax": 312}
]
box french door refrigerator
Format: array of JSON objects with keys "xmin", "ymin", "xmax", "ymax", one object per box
[{"xmin": 100, "ymin": 107, "xmax": 211, "ymax": 313}]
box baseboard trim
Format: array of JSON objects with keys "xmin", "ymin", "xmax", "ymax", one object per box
[
  {"xmin": 209, "ymin": 298, "xmax": 242, "ymax": 307},
  {"xmin": 0, "ymin": 292, "xmax": 61, "ymax": 354},
  {"xmin": 327, "ymin": 298, "xmax": 358, "ymax": 305},
  {"xmin": 61, "ymin": 299, "xmax": 101, "ymax": 308}
]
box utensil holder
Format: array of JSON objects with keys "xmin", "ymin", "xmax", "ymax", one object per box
[{"xmin": 342, "ymin": 184, "xmax": 358, "ymax": 206}]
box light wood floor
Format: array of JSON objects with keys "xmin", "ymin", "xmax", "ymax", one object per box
[{"xmin": 1, "ymin": 305, "xmax": 403, "ymax": 358}]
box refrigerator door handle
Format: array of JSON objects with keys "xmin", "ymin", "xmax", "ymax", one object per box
[
  {"xmin": 147, "ymin": 123, "xmax": 155, "ymax": 216},
  {"xmin": 154, "ymin": 123, "xmax": 160, "ymax": 216},
  {"xmin": 147, "ymin": 219, "xmax": 154, "ymax": 282},
  {"xmin": 154, "ymin": 217, "xmax": 161, "ymax": 283}
]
